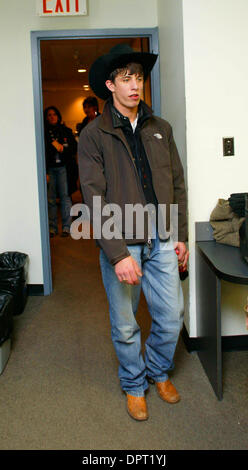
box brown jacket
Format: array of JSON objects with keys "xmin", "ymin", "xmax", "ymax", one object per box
[{"xmin": 78, "ymin": 100, "xmax": 187, "ymax": 265}]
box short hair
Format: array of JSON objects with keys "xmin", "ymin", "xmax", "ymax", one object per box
[
  {"xmin": 83, "ymin": 96, "xmax": 99, "ymax": 111},
  {"xmin": 108, "ymin": 62, "xmax": 144, "ymax": 83},
  {"xmin": 44, "ymin": 106, "xmax": 62, "ymax": 125}
]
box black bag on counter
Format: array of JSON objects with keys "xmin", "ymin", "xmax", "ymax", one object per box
[
  {"xmin": 228, "ymin": 192, "xmax": 248, "ymax": 217},
  {"xmin": 239, "ymin": 195, "xmax": 248, "ymax": 264},
  {"xmin": 0, "ymin": 252, "xmax": 28, "ymax": 316},
  {"xmin": 0, "ymin": 294, "xmax": 14, "ymax": 346}
]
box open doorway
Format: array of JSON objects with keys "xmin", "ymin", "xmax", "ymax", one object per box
[
  {"xmin": 40, "ymin": 37, "xmax": 153, "ymax": 130},
  {"xmin": 31, "ymin": 29, "xmax": 160, "ymax": 295}
]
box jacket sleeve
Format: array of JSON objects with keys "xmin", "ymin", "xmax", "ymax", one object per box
[
  {"xmin": 66, "ymin": 128, "xmax": 77, "ymax": 156},
  {"xmin": 44, "ymin": 130, "xmax": 57, "ymax": 173},
  {"xmin": 62, "ymin": 127, "xmax": 77, "ymax": 160},
  {"xmin": 78, "ymin": 125, "xmax": 130, "ymax": 265},
  {"xmin": 167, "ymin": 125, "xmax": 188, "ymax": 242}
]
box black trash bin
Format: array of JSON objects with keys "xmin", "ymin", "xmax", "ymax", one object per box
[
  {"xmin": 0, "ymin": 252, "xmax": 29, "ymax": 316},
  {"xmin": 0, "ymin": 293, "xmax": 14, "ymax": 346}
]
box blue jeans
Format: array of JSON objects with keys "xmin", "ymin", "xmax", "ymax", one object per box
[
  {"xmin": 48, "ymin": 166, "xmax": 72, "ymax": 233},
  {"xmin": 99, "ymin": 233, "xmax": 184, "ymax": 397}
]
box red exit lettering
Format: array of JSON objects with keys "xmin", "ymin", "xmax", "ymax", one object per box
[
  {"xmin": 42, "ymin": 0, "xmax": 80, "ymax": 14},
  {"xmin": 55, "ymin": 0, "xmax": 64, "ymax": 12},
  {"xmin": 43, "ymin": 0, "xmax": 52, "ymax": 13}
]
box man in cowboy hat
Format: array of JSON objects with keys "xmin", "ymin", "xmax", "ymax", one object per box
[{"xmin": 78, "ymin": 44, "xmax": 189, "ymax": 421}]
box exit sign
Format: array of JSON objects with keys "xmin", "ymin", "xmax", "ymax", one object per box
[{"xmin": 37, "ymin": 0, "xmax": 87, "ymax": 16}]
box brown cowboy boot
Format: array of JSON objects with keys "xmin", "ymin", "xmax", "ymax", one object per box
[
  {"xmin": 156, "ymin": 379, "xmax": 181, "ymax": 404},
  {"xmin": 126, "ymin": 394, "xmax": 149, "ymax": 421}
]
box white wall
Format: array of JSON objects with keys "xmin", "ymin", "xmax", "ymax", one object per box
[
  {"xmin": 183, "ymin": 0, "xmax": 248, "ymax": 336},
  {"xmin": 157, "ymin": 0, "xmax": 189, "ymax": 329},
  {"xmin": 0, "ymin": 0, "xmax": 158, "ymax": 284},
  {"xmin": 157, "ymin": 0, "xmax": 248, "ymax": 337},
  {"xmin": 157, "ymin": 0, "xmax": 187, "ymax": 177}
]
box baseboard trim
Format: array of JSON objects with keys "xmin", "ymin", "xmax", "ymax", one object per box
[
  {"xmin": 181, "ymin": 325, "xmax": 202, "ymax": 352},
  {"xmin": 182, "ymin": 324, "xmax": 248, "ymax": 352},
  {"xmin": 221, "ymin": 335, "xmax": 248, "ymax": 351},
  {"xmin": 27, "ymin": 285, "xmax": 44, "ymax": 296}
]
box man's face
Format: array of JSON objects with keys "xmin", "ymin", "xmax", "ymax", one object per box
[
  {"xmin": 105, "ymin": 70, "xmax": 144, "ymax": 115},
  {"xmin": 83, "ymin": 104, "xmax": 97, "ymax": 119},
  {"xmin": 47, "ymin": 109, "xmax": 58, "ymax": 126}
]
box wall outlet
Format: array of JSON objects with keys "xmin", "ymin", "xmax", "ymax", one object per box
[{"xmin": 223, "ymin": 137, "xmax": 234, "ymax": 156}]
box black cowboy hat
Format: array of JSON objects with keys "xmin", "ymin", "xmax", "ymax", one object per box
[{"xmin": 89, "ymin": 43, "xmax": 158, "ymax": 100}]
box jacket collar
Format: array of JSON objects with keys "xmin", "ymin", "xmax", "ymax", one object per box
[{"xmin": 98, "ymin": 98, "xmax": 153, "ymax": 134}]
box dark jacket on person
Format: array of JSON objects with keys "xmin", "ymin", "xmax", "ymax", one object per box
[
  {"xmin": 77, "ymin": 112, "xmax": 101, "ymax": 136},
  {"xmin": 78, "ymin": 99, "xmax": 187, "ymax": 265},
  {"xmin": 44, "ymin": 123, "xmax": 78, "ymax": 196}
]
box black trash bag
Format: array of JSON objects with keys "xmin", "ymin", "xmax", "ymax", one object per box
[
  {"xmin": 0, "ymin": 294, "xmax": 14, "ymax": 346},
  {"xmin": 0, "ymin": 252, "xmax": 29, "ymax": 316}
]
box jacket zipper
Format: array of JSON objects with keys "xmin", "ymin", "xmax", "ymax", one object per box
[
  {"xmin": 112, "ymin": 130, "xmax": 148, "ymax": 205},
  {"xmin": 119, "ymin": 132, "xmax": 154, "ymax": 245},
  {"xmin": 102, "ymin": 127, "xmax": 151, "ymax": 243}
]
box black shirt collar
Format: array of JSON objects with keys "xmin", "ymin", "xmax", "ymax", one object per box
[{"xmin": 109, "ymin": 99, "xmax": 151, "ymax": 130}]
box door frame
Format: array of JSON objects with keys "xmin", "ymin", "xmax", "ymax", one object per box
[{"xmin": 31, "ymin": 28, "xmax": 160, "ymax": 295}]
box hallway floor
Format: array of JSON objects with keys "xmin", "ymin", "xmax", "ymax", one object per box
[{"xmin": 0, "ymin": 232, "xmax": 247, "ymax": 450}]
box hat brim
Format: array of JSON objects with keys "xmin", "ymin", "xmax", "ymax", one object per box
[{"xmin": 89, "ymin": 51, "xmax": 158, "ymax": 100}]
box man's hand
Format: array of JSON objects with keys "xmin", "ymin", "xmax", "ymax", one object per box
[
  {"xmin": 52, "ymin": 140, "xmax": 64, "ymax": 152},
  {"xmin": 174, "ymin": 241, "xmax": 189, "ymax": 269},
  {"xmin": 115, "ymin": 256, "xmax": 142, "ymax": 285}
]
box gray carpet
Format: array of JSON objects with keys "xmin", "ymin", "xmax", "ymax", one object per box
[{"xmin": 0, "ymin": 234, "xmax": 247, "ymax": 450}]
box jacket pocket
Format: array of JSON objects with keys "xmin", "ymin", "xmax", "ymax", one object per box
[
  {"xmin": 152, "ymin": 167, "xmax": 174, "ymax": 203},
  {"xmin": 142, "ymin": 134, "xmax": 171, "ymax": 169}
]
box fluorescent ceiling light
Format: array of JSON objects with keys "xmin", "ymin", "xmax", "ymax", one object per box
[{"xmin": 78, "ymin": 69, "xmax": 87, "ymax": 73}]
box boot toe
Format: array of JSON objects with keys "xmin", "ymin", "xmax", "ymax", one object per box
[
  {"xmin": 126, "ymin": 394, "xmax": 149, "ymax": 421},
  {"xmin": 156, "ymin": 379, "xmax": 181, "ymax": 404}
]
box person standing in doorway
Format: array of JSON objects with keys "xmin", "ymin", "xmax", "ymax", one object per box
[
  {"xmin": 76, "ymin": 96, "xmax": 101, "ymax": 136},
  {"xmin": 78, "ymin": 44, "xmax": 189, "ymax": 421},
  {"xmin": 44, "ymin": 106, "xmax": 77, "ymax": 237}
]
